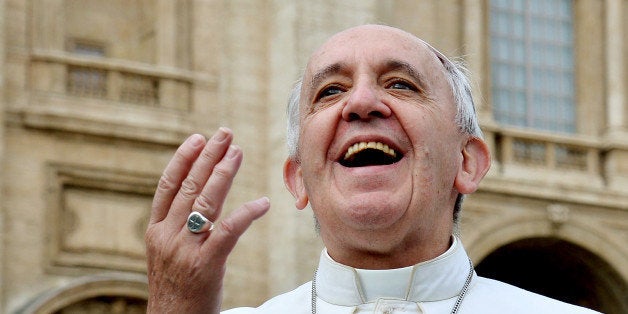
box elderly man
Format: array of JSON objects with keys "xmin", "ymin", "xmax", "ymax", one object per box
[{"xmin": 145, "ymin": 25, "xmax": 598, "ymax": 313}]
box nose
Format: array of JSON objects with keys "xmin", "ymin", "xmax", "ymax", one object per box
[{"xmin": 341, "ymin": 82, "xmax": 392, "ymax": 121}]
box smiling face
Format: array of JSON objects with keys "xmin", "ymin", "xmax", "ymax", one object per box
[{"xmin": 284, "ymin": 25, "xmax": 489, "ymax": 268}]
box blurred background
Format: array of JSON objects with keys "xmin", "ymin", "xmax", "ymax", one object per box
[{"xmin": 0, "ymin": 0, "xmax": 626, "ymax": 313}]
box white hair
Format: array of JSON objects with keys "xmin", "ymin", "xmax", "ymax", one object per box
[{"xmin": 286, "ymin": 80, "xmax": 302, "ymax": 158}]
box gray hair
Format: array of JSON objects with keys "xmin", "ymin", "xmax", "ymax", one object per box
[
  {"xmin": 286, "ymin": 80, "xmax": 302, "ymax": 158},
  {"xmin": 285, "ymin": 51, "xmax": 482, "ymax": 226}
]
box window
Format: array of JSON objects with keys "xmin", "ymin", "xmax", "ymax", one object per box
[
  {"xmin": 65, "ymin": 39, "xmax": 158, "ymax": 106},
  {"xmin": 70, "ymin": 41, "xmax": 106, "ymax": 57},
  {"xmin": 490, "ymin": 0, "xmax": 575, "ymax": 133},
  {"xmin": 66, "ymin": 40, "xmax": 108, "ymax": 98}
]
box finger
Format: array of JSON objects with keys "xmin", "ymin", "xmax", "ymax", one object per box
[
  {"xmin": 205, "ymin": 197, "xmax": 271, "ymax": 265},
  {"xmin": 150, "ymin": 134, "xmax": 206, "ymax": 225},
  {"xmin": 190, "ymin": 145, "xmax": 243, "ymax": 222},
  {"xmin": 166, "ymin": 127, "xmax": 233, "ymax": 225}
]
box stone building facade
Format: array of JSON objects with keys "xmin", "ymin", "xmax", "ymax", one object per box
[{"xmin": 0, "ymin": 0, "xmax": 625, "ymax": 313}]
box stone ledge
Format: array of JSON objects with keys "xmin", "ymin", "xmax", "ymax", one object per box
[
  {"xmin": 30, "ymin": 49, "xmax": 217, "ymax": 87},
  {"xmin": 15, "ymin": 91, "xmax": 194, "ymax": 145},
  {"xmin": 480, "ymin": 175, "xmax": 628, "ymax": 211}
]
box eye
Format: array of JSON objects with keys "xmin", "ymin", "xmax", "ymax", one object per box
[
  {"xmin": 387, "ymin": 80, "xmax": 417, "ymax": 91},
  {"xmin": 316, "ymin": 85, "xmax": 344, "ymax": 100}
]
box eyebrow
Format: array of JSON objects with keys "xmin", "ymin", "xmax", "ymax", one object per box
[
  {"xmin": 382, "ymin": 59, "xmax": 430, "ymax": 92},
  {"xmin": 307, "ymin": 59, "xmax": 431, "ymax": 98},
  {"xmin": 308, "ymin": 62, "xmax": 347, "ymax": 97}
]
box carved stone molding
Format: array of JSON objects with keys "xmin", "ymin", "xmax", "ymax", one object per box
[{"xmin": 45, "ymin": 163, "xmax": 158, "ymax": 274}]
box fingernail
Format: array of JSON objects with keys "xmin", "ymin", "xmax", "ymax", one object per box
[
  {"xmin": 227, "ymin": 145, "xmax": 240, "ymax": 159},
  {"xmin": 259, "ymin": 196, "xmax": 270, "ymax": 206},
  {"xmin": 213, "ymin": 127, "xmax": 229, "ymax": 142},
  {"xmin": 187, "ymin": 134, "xmax": 204, "ymax": 147}
]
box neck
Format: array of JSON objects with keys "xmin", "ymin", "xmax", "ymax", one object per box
[{"xmin": 325, "ymin": 234, "xmax": 452, "ymax": 269}]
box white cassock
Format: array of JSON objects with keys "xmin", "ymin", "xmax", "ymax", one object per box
[{"xmin": 223, "ymin": 237, "xmax": 600, "ymax": 314}]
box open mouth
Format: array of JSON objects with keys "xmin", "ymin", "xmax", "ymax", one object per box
[{"xmin": 339, "ymin": 141, "xmax": 403, "ymax": 168}]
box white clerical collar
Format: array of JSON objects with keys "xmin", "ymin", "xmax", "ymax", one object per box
[{"xmin": 315, "ymin": 236, "xmax": 474, "ymax": 306}]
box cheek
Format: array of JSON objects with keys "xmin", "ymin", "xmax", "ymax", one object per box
[
  {"xmin": 412, "ymin": 137, "xmax": 461, "ymax": 188},
  {"xmin": 299, "ymin": 111, "xmax": 340, "ymax": 160},
  {"xmin": 296, "ymin": 134, "xmax": 332, "ymax": 188}
]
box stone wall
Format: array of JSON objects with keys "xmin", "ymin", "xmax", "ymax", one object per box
[{"xmin": 0, "ymin": 0, "xmax": 626, "ymax": 313}]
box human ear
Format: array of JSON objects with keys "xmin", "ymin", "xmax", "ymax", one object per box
[
  {"xmin": 283, "ymin": 158, "xmax": 309, "ymax": 210},
  {"xmin": 454, "ymin": 137, "xmax": 491, "ymax": 194}
]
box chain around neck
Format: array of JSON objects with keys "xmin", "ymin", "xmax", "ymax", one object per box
[{"xmin": 311, "ymin": 258, "xmax": 474, "ymax": 314}]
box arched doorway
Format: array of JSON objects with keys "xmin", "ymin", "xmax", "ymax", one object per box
[
  {"xmin": 17, "ymin": 273, "xmax": 148, "ymax": 314},
  {"xmin": 475, "ymin": 237, "xmax": 627, "ymax": 314},
  {"xmin": 52, "ymin": 295, "xmax": 146, "ymax": 313}
]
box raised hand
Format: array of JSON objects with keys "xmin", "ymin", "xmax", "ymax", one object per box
[{"xmin": 145, "ymin": 127, "xmax": 270, "ymax": 313}]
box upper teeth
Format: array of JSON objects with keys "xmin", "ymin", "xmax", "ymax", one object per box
[{"xmin": 344, "ymin": 141, "xmax": 397, "ymax": 160}]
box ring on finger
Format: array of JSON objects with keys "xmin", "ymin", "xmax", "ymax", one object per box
[{"xmin": 187, "ymin": 211, "xmax": 215, "ymax": 233}]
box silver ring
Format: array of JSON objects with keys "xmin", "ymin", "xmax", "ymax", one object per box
[{"xmin": 187, "ymin": 211, "xmax": 214, "ymax": 233}]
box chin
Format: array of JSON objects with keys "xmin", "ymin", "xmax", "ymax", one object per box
[{"xmin": 339, "ymin": 198, "xmax": 408, "ymax": 231}]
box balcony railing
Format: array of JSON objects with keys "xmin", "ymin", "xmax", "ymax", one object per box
[
  {"xmin": 488, "ymin": 126, "xmax": 604, "ymax": 188},
  {"xmin": 504, "ymin": 136, "xmax": 596, "ymax": 173},
  {"xmin": 22, "ymin": 49, "xmax": 219, "ymax": 144},
  {"xmin": 29, "ymin": 49, "xmax": 207, "ymax": 111}
]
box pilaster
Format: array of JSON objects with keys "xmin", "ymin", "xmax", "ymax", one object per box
[
  {"xmin": 31, "ymin": 0, "xmax": 64, "ymax": 50},
  {"xmin": 603, "ymin": 0, "xmax": 628, "ymax": 190},
  {"xmin": 189, "ymin": 0, "xmax": 222, "ymax": 134},
  {"xmin": 462, "ymin": 0, "xmax": 489, "ymax": 121},
  {"xmin": 156, "ymin": 0, "xmax": 190, "ymax": 111},
  {"xmin": 156, "ymin": 0, "xmax": 177, "ymax": 67},
  {"xmin": 0, "ymin": 0, "xmax": 6, "ymax": 310},
  {"xmin": 604, "ymin": 0, "xmax": 625, "ymax": 138},
  {"xmin": 266, "ymin": 0, "xmax": 302, "ymax": 297}
]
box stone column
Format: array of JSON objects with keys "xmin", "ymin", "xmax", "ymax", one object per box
[
  {"xmin": 603, "ymin": 0, "xmax": 628, "ymax": 190},
  {"xmin": 0, "ymin": 0, "xmax": 5, "ymax": 311},
  {"xmin": 189, "ymin": 0, "xmax": 221, "ymax": 134},
  {"xmin": 605, "ymin": 0, "xmax": 625, "ymax": 137},
  {"xmin": 462, "ymin": 0, "xmax": 489, "ymax": 119},
  {"xmin": 31, "ymin": 0, "xmax": 65, "ymax": 93},
  {"xmin": 31, "ymin": 0, "xmax": 64, "ymax": 50},
  {"xmin": 266, "ymin": 0, "xmax": 302, "ymax": 297},
  {"xmin": 214, "ymin": 0, "xmax": 273, "ymax": 307},
  {"xmin": 156, "ymin": 0, "xmax": 177, "ymax": 68},
  {"xmin": 156, "ymin": 0, "xmax": 188, "ymax": 111},
  {"xmin": 462, "ymin": 0, "xmax": 498, "ymax": 173}
]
